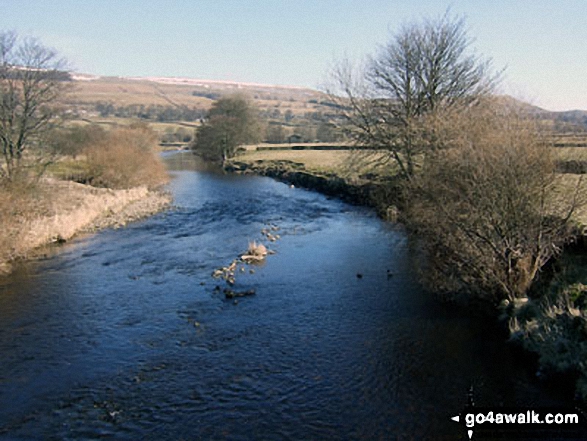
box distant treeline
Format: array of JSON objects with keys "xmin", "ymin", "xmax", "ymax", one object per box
[
  {"xmin": 0, "ymin": 66, "xmax": 72, "ymax": 82},
  {"xmin": 307, "ymin": 99, "xmax": 348, "ymax": 111},
  {"xmin": 95, "ymin": 102, "xmax": 206, "ymax": 122},
  {"xmin": 93, "ymin": 101, "xmax": 343, "ymax": 132},
  {"xmin": 191, "ymin": 90, "xmax": 222, "ymax": 100},
  {"xmin": 259, "ymin": 108, "xmax": 340, "ymax": 125},
  {"xmin": 552, "ymin": 112, "xmax": 587, "ymax": 130}
]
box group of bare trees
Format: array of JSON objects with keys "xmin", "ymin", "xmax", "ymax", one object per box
[
  {"xmin": 0, "ymin": 30, "xmax": 171, "ymax": 192},
  {"xmin": 0, "ymin": 30, "xmax": 68, "ymax": 181},
  {"xmin": 331, "ymin": 13, "xmax": 584, "ymax": 302}
]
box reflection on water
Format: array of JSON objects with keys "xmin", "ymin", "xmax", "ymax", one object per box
[{"xmin": 0, "ymin": 152, "xmax": 576, "ymax": 440}]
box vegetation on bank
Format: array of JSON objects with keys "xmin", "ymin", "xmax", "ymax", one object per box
[
  {"xmin": 327, "ymin": 11, "xmax": 583, "ymax": 305},
  {"xmin": 230, "ymin": 12, "xmax": 587, "ymax": 400},
  {"xmin": 191, "ymin": 95, "xmax": 263, "ymax": 163},
  {"xmin": 0, "ymin": 30, "xmax": 68, "ymax": 181},
  {"xmin": 3, "ymin": 12, "xmax": 587, "ymax": 401},
  {"xmin": 47, "ymin": 122, "xmax": 168, "ymax": 189},
  {"xmin": 0, "ymin": 31, "xmax": 169, "ymax": 273},
  {"xmin": 0, "ymin": 179, "xmax": 170, "ymax": 274},
  {"xmin": 508, "ymin": 250, "xmax": 587, "ymax": 396}
]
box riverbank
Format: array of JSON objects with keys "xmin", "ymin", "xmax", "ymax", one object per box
[
  {"xmin": 0, "ymin": 178, "xmax": 171, "ymax": 275},
  {"xmin": 226, "ymin": 157, "xmax": 401, "ymax": 221}
]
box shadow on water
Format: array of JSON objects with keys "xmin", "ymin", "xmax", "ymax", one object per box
[{"xmin": 0, "ymin": 151, "xmax": 581, "ymax": 440}]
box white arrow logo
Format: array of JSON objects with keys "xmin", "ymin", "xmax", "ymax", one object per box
[{"xmin": 450, "ymin": 415, "xmax": 473, "ymax": 439}]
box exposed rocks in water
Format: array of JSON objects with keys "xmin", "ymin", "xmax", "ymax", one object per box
[
  {"xmin": 53, "ymin": 235, "xmax": 67, "ymax": 244},
  {"xmin": 212, "ymin": 258, "xmax": 240, "ymax": 282},
  {"xmin": 261, "ymin": 224, "xmax": 281, "ymax": 242},
  {"xmin": 223, "ymin": 288, "xmax": 256, "ymax": 299},
  {"xmin": 241, "ymin": 241, "xmax": 268, "ymax": 262},
  {"xmin": 210, "ymin": 225, "xmax": 283, "ymax": 297}
]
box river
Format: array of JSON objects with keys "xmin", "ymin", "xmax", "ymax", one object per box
[{"xmin": 0, "ymin": 152, "xmax": 575, "ymax": 440}]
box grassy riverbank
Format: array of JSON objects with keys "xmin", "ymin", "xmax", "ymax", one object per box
[
  {"xmin": 228, "ymin": 149, "xmax": 402, "ymax": 220},
  {"xmin": 0, "ymin": 125, "xmax": 171, "ymax": 275},
  {"xmin": 232, "ymin": 147, "xmax": 587, "ymax": 225},
  {"xmin": 0, "ymin": 178, "xmax": 170, "ymax": 275}
]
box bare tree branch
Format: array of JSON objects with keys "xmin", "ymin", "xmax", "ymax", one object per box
[
  {"xmin": 0, "ymin": 30, "xmax": 69, "ymax": 180},
  {"xmin": 326, "ymin": 12, "xmax": 500, "ymax": 182}
]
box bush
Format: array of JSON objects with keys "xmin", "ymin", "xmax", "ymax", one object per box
[
  {"xmin": 49, "ymin": 124, "xmax": 106, "ymax": 158},
  {"xmin": 405, "ymin": 102, "xmax": 585, "ymax": 302},
  {"xmin": 84, "ymin": 124, "xmax": 168, "ymax": 189},
  {"xmin": 510, "ymin": 294, "xmax": 587, "ymax": 398}
]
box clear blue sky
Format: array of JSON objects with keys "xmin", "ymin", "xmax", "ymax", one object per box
[{"xmin": 1, "ymin": 0, "xmax": 586, "ymax": 111}]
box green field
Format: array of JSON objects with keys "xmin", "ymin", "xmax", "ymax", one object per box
[{"xmin": 235, "ymin": 147, "xmax": 401, "ymax": 179}]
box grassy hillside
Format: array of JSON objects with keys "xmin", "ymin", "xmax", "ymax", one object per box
[
  {"xmin": 65, "ymin": 75, "xmax": 344, "ymax": 146},
  {"xmin": 67, "ymin": 75, "xmax": 333, "ymax": 118},
  {"xmin": 63, "ymin": 75, "xmax": 587, "ymax": 150}
]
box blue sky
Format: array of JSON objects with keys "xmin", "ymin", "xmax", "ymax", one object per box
[{"xmin": 1, "ymin": 0, "xmax": 586, "ymax": 111}]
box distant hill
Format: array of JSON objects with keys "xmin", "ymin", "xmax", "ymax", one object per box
[
  {"xmin": 65, "ymin": 74, "xmax": 586, "ymax": 146},
  {"xmin": 543, "ymin": 109, "xmax": 587, "ymax": 130},
  {"xmin": 497, "ymin": 96, "xmax": 587, "ymax": 132},
  {"xmin": 67, "ymin": 74, "xmax": 330, "ymax": 115},
  {"xmin": 65, "ymin": 74, "xmax": 344, "ymax": 143}
]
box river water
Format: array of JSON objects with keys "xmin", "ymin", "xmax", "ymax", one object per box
[{"xmin": 0, "ymin": 153, "xmax": 575, "ymax": 440}]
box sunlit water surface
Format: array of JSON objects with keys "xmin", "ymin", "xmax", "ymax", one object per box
[{"xmin": 0, "ymin": 152, "xmax": 575, "ymax": 440}]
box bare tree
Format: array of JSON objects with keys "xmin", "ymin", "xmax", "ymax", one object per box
[
  {"xmin": 329, "ymin": 13, "xmax": 499, "ymax": 181},
  {"xmin": 406, "ymin": 101, "xmax": 585, "ymax": 302},
  {"xmin": 0, "ymin": 30, "xmax": 69, "ymax": 180}
]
